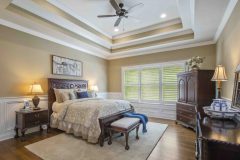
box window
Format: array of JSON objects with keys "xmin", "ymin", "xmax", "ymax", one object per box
[
  {"xmin": 122, "ymin": 61, "xmax": 185, "ymax": 104},
  {"xmin": 124, "ymin": 70, "xmax": 139, "ymax": 100},
  {"xmin": 162, "ymin": 65, "xmax": 185, "ymax": 102}
]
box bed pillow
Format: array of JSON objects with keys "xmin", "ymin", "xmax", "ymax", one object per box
[
  {"xmin": 54, "ymin": 88, "xmax": 63, "ymax": 103},
  {"xmin": 61, "ymin": 92, "xmax": 70, "ymax": 102},
  {"xmin": 77, "ymin": 91, "xmax": 89, "ymax": 99},
  {"xmin": 87, "ymin": 90, "xmax": 95, "ymax": 98},
  {"xmin": 69, "ymin": 91, "xmax": 77, "ymax": 100},
  {"xmin": 54, "ymin": 89, "xmax": 76, "ymax": 103}
]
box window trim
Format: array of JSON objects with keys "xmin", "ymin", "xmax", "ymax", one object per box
[{"xmin": 122, "ymin": 60, "xmax": 186, "ymax": 104}]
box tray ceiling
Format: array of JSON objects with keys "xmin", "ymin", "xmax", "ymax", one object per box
[
  {"xmin": 0, "ymin": 0, "xmax": 237, "ymax": 59},
  {"xmin": 56, "ymin": 0, "xmax": 180, "ymax": 36}
]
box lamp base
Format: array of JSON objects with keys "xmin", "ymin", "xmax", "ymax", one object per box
[
  {"xmin": 33, "ymin": 107, "xmax": 41, "ymax": 110},
  {"xmin": 32, "ymin": 95, "xmax": 40, "ymax": 108}
]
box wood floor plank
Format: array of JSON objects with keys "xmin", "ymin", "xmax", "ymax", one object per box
[{"xmin": 0, "ymin": 118, "xmax": 195, "ymax": 160}]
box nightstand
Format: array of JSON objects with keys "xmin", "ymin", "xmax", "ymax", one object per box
[{"xmin": 14, "ymin": 108, "xmax": 49, "ymax": 139}]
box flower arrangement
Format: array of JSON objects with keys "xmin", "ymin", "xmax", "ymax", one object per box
[{"xmin": 186, "ymin": 56, "xmax": 205, "ymax": 71}]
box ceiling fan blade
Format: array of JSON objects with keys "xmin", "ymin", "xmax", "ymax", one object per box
[
  {"xmin": 114, "ymin": 17, "xmax": 122, "ymax": 27},
  {"xmin": 127, "ymin": 3, "xmax": 144, "ymax": 13},
  {"xmin": 97, "ymin": 15, "xmax": 117, "ymax": 18},
  {"xmin": 127, "ymin": 15, "xmax": 140, "ymax": 22},
  {"xmin": 109, "ymin": 0, "xmax": 121, "ymax": 12}
]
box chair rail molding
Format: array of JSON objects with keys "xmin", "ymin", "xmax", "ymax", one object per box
[{"xmin": 0, "ymin": 95, "xmax": 48, "ymax": 141}]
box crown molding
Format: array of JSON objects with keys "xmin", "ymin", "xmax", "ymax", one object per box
[
  {"xmin": 112, "ymin": 18, "xmax": 182, "ymax": 39},
  {"xmin": 107, "ymin": 40, "xmax": 215, "ymax": 60},
  {"xmin": 214, "ymin": 0, "xmax": 238, "ymax": 42},
  {"xmin": 112, "ymin": 28, "xmax": 193, "ymax": 49},
  {"xmin": 0, "ymin": 10, "xmax": 109, "ymax": 59}
]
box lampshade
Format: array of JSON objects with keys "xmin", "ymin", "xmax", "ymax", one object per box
[
  {"xmin": 211, "ymin": 65, "xmax": 228, "ymax": 81},
  {"xmin": 90, "ymin": 85, "xmax": 99, "ymax": 92},
  {"xmin": 30, "ymin": 83, "xmax": 43, "ymax": 94},
  {"xmin": 236, "ymin": 64, "xmax": 240, "ymax": 72}
]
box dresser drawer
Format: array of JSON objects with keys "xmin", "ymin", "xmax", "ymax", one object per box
[
  {"xmin": 177, "ymin": 114, "xmax": 195, "ymax": 127},
  {"xmin": 177, "ymin": 109, "xmax": 195, "ymax": 119},
  {"xmin": 176, "ymin": 102, "xmax": 195, "ymax": 112}
]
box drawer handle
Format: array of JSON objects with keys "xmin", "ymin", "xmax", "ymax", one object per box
[{"xmin": 34, "ymin": 114, "xmax": 40, "ymax": 118}]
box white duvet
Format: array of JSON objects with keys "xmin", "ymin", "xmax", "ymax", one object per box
[{"xmin": 51, "ymin": 98, "xmax": 131, "ymax": 143}]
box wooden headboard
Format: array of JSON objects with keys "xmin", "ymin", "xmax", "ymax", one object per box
[{"xmin": 48, "ymin": 78, "xmax": 88, "ymax": 116}]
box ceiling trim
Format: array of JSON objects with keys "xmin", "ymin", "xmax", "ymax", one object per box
[
  {"xmin": 0, "ymin": 10, "xmax": 110, "ymax": 58},
  {"xmin": 47, "ymin": 0, "xmax": 112, "ymax": 39},
  {"xmin": 107, "ymin": 40, "xmax": 215, "ymax": 60},
  {"xmin": 112, "ymin": 18, "xmax": 182, "ymax": 39},
  {"xmin": 11, "ymin": 0, "xmax": 112, "ymax": 49},
  {"xmin": 214, "ymin": 0, "xmax": 238, "ymax": 42},
  {"xmin": 112, "ymin": 28, "xmax": 193, "ymax": 49}
]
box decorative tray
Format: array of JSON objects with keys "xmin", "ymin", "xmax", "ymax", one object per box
[{"xmin": 203, "ymin": 106, "xmax": 240, "ymax": 119}]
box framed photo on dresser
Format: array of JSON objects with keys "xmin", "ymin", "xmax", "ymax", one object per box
[{"xmin": 52, "ymin": 55, "xmax": 83, "ymax": 77}]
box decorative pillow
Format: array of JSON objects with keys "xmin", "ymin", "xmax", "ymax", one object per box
[
  {"xmin": 77, "ymin": 91, "xmax": 89, "ymax": 99},
  {"xmin": 54, "ymin": 88, "xmax": 63, "ymax": 103},
  {"xmin": 54, "ymin": 89, "xmax": 76, "ymax": 103},
  {"xmin": 87, "ymin": 90, "xmax": 95, "ymax": 98},
  {"xmin": 61, "ymin": 92, "xmax": 70, "ymax": 102},
  {"xmin": 69, "ymin": 91, "xmax": 77, "ymax": 100}
]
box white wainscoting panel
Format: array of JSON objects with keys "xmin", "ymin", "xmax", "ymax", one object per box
[
  {"xmin": 98, "ymin": 92, "xmax": 176, "ymax": 120},
  {"xmin": 133, "ymin": 103, "xmax": 176, "ymax": 120},
  {"xmin": 0, "ymin": 96, "xmax": 48, "ymax": 142}
]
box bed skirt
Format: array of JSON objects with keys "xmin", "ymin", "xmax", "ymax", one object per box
[{"xmin": 50, "ymin": 113, "xmax": 99, "ymax": 143}]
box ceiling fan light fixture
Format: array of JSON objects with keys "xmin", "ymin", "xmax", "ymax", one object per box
[
  {"xmin": 160, "ymin": 13, "xmax": 167, "ymax": 19},
  {"xmin": 114, "ymin": 27, "xmax": 119, "ymax": 32}
]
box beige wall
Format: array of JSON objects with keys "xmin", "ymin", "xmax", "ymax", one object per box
[
  {"xmin": 216, "ymin": 2, "xmax": 240, "ymax": 100},
  {"xmin": 0, "ymin": 26, "xmax": 108, "ymax": 97},
  {"xmin": 108, "ymin": 44, "xmax": 216, "ymax": 92}
]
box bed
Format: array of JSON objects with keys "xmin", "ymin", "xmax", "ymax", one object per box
[{"xmin": 48, "ymin": 78, "xmax": 134, "ymax": 146}]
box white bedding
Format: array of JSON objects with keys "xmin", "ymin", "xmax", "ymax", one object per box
[
  {"xmin": 50, "ymin": 98, "xmax": 132, "ymax": 143},
  {"xmin": 52, "ymin": 102, "xmax": 65, "ymax": 113}
]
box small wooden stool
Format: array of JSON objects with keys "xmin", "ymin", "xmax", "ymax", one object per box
[{"xmin": 108, "ymin": 117, "xmax": 140, "ymax": 150}]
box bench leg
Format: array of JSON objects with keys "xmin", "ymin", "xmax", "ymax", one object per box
[
  {"xmin": 108, "ymin": 129, "xmax": 112, "ymax": 145},
  {"xmin": 136, "ymin": 125, "xmax": 140, "ymax": 140},
  {"xmin": 125, "ymin": 132, "xmax": 129, "ymax": 150}
]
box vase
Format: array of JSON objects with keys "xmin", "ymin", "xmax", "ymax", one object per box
[{"xmin": 191, "ymin": 65, "xmax": 200, "ymax": 71}]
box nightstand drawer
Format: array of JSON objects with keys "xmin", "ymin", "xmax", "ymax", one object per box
[{"xmin": 25, "ymin": 111, "xmax": 48, "ymax": 128}]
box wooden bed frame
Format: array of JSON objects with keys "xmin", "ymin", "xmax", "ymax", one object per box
[{"xmin": 48, "ymin": 78, "xmax": 134, "ymax": 146}]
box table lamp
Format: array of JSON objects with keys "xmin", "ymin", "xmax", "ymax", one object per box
[
  {"xmin": 90, "ymin": 85, "xmax": 99, "ymax": 97},
  {"xmin": 211, "ymin": 65, "xmax": 228, "ymax": 98},
  {"xmin": 30, "ymin": 83, "xmax": 43, "ymax": 110}
]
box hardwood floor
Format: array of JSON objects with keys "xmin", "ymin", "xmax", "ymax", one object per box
[{"xmin": 0, "ymin": 118, "xmax": 195, "ymax": 160}]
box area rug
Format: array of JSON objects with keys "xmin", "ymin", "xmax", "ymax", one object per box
[{"xmin": 26, "ymin": 122, "xmax": 168, "ymax": 160}]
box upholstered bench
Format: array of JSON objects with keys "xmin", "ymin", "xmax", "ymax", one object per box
[{"xmin": 108, "ymin": 117, "xmax": 140, "ymax": 150}]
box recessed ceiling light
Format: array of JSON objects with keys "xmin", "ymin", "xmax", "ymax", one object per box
[
  {"xmin": 160, "ymin": 13, "xmax": 167, "ymax": 19},
  {"xmin": 114, "ymin": 27, "xmax": 119, "ymax": 32}
]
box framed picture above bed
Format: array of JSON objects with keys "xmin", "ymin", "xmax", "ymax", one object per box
[{"xmin": 52, "ymin": 55, "xmax": 83, "ymax": 77}]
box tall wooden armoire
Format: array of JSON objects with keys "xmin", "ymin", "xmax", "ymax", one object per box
[{"xmin": 176, "ymin": 70, "xmax": 215, "ymax": 129}]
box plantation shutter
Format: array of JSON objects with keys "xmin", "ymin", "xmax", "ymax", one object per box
[
  {"xmin": 141, "ymin": 68, "xmax": 160, "ymax": 101},
  {"xmin": 162, "ymin": 65, "xmax": 184, "ymax": 102},
  {"xmin": 124, "ymin": 69, "xmax": 139, "ymax": 100}
]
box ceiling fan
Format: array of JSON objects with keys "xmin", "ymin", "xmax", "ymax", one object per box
[{"xmin": 97, "ymin": 0, "xmax": 144, "ymax": 29}]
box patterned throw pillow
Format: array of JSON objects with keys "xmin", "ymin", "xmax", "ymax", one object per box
[{"xmin": 76, "ymin": 91, "xmax": 89, "ymax": 99}]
